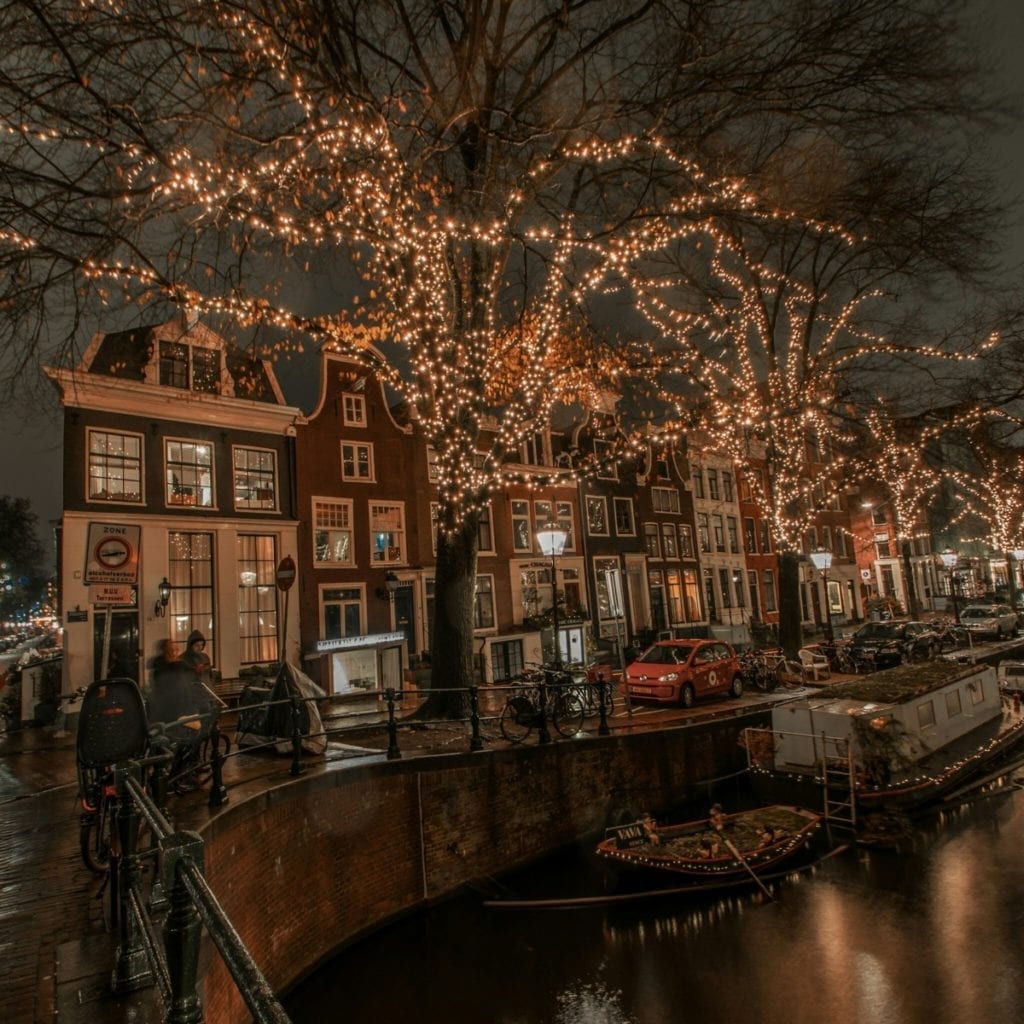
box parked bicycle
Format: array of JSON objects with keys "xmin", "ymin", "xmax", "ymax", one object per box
[
  {"xmin": 833, "ymin": 642, "xmax": 876, "ymax": 675},
  {"xmin": 570, "ymin": 668, "xmax": 618, "ymax": 718},
  {"xmin": 738, "ymin": 650, "xmax": 786, "ymax": 692},
  {"xmin": 932, "ymin": 618, "xmax": 972, "ymax": 654},
  {"xmin": 157, "ymin": 682, "xmax": 231, "ymax": 795},
  {"xmin": 499, "ymin": 666, "xmax": 586, "ymax": 743}
]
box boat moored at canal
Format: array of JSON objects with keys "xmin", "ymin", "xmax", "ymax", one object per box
[{"xmin": 746, "ymin": 661, "xmax": 1024, "ymax": 814}]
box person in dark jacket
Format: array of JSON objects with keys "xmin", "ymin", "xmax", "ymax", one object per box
[
  {"xmin": 149, "ymin": 640, "xmax": 197, "ymax": 723},
  {"xmin": 182, "ymin": 630, "xmax": 212, "ymax": 684}
]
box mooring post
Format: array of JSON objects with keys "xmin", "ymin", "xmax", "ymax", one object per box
[
  {"xmin": 385, "ymin": 687, "xmax": 402, "ymax": 760},
  {"xmin": 468, "ymin": 686, "xmax": 484, "ymax": 751}
]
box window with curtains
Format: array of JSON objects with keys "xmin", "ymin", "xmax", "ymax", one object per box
[
  {"xmin": 237, "ymin": 535, "xmax": 279, "ymax": 664},
  {"xmin": 168, "ymin": 532, "xmax": 215, "ymax": 659},
  {"xmin": 369, "ymin": 502, "xmax": 405, "ymax": 563}
]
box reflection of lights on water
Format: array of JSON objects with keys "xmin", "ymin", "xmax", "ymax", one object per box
[{"xmin": 555, "ymin": 980, "xmax": 636, "ymax": 1024}]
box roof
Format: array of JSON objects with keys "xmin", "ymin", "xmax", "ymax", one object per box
[{"xmin": 823, "ymin": 661, "xmax": 987, "ymax": 704}]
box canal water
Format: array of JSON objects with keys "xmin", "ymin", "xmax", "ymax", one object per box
[{"xmin": 285, "ymin": 781, "xmax": 1024, "ymax": 1024}]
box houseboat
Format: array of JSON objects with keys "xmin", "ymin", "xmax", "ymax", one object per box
[{"xmin": 747, "ymin": 661, "xmax": 1024, "ymax": 813}]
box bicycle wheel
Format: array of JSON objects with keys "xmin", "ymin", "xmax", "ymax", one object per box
[
  {"xmin": 553, "ymin": 692, "xmax": 585, "ymax": 738},
  {"xmin": 192, "ymin": 731, "xmax": 232, "ymax": 785},
  {"xmin": 79, "ymin": 799, "xmax": 113, "ymax": 874},
  {"xmin": 500, "ymin": 695, "xmax": 535, "ymax": 743}
]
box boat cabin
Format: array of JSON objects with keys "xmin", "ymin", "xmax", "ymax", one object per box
[{"xmin": 770, "ymin": 662, "xmax": 1000, "ymax": 773}]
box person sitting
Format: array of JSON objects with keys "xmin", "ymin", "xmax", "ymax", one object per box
[
  {"xmin": 697, "ymin": 835, "xmax": 721, "ymax": 859},
  {"xmin": 149, "ymin": 639, "xmax": 210, "ymax": 777},
  {"xmin": 182, "ymin": 630, "xmax": 212, "ymax": 685},
  {"xmin": 758, "ymin": 825, "xmax": 777, "ymax": 847},
  {"xmin": 641, "ymin": 814, "xmax": 660, "ymax": 845},
  {"xmin": 709, "ymin": 803, "xmax": 727, "ymax": 831}
]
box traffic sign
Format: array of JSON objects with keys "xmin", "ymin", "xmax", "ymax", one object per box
[
  {"xmin": 276, "ymin": 555, "xmax": 296, "ymax": 591},
  {"xmin": 85, "ymin": 523, "xmax": 141, "ymax": 585}
]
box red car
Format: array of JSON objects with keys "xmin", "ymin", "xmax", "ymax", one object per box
[{"xmin": 624, "ymin": 639, "xmax": 743, "ymax": 707}]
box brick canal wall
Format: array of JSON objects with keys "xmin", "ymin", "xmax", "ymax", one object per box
[{"xmin": 200, "ymin": 712, "xmax": 767, "ymax": 1023}]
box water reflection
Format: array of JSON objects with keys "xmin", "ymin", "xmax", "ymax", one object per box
[{"xmin": 286, "ymin": 784, "xmax": 1024, "ymax": 1024}]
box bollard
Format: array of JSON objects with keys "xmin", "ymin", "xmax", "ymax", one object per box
[
  {"xmin": 385, "ymin": 687, "xmax": 402, "ymax": 760},
  {"xmin": 290, "ymin": 693, "xmax": 306, "ymax": 777},
  {"xmin": 597, "ymin": 673, "xmax": 611, "ymax": 736},
  {"xmin": 468, "ymin": 686, "xmax": 483, "ymax": 751},
  {"xmin": 536, "ymin": 677, "xmax": 551, "ymax": 744},
  {"xmin": 111, "ymin": 766, "xmax": 154, "ymax": 994},
  {"xmin": 161, "ymin": 832, "xmax": 205, "ymax": 1024},
  {"xmin": 207, "ymin": 716, "xmax": 228, "ymax": 808}
]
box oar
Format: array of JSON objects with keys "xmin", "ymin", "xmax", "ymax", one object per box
[{"xmin": 719, "ymin": 832, "xmax": 774, "ymax": 902}]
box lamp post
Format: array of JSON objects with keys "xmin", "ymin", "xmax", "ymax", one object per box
[
  {"xmin": 940, "ymin": 549, "xmax": 960, "ymax": 623},
  {"xmin": 808, "ymin": 549, "xmax": 834, "ymax": 644},
  {"xmin": 536, "ymin": 523, "xmax": 568, "ymax": 669}
]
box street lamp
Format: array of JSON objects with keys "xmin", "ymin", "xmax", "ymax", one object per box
[
  {"xmin": 940, "ymin": 549, "xmax": 960, "ymax": 623},
  {"xmin": 154, "ymin": 577, "xmax": 171, "ymax": 618},
  {"xmin": 536, "ymin": 523, "xmax": 568, "ymax": 670},
  {"xmin": 808, "ymin": 549, "xmax": 834, "ymax": 643}
]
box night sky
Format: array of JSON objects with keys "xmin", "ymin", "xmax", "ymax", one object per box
[{"xmin": 1, "ymin": 0, "xmax": 1022, "ymax": 566}]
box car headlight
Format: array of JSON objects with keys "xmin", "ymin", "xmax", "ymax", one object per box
[{"xmin": 659, "ymin": 672, "xmax": 679, "ymax": 682}]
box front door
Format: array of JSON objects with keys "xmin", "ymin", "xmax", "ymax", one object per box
[
  {"xmin": 92, "ymin": 608, "xmax": 140, "ymax": 683},
  {"xmin": 393, "ymin": 584, "xmax": 415, "ymax": 652}
]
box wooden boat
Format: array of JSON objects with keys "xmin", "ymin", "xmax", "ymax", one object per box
[
  {"xmin": 595, "ymin": 805, "xmax": 822, "ymax": 882},
  {"xmin": 748, "ymin": 661, "xmax": 1024, "ymax": 814}
]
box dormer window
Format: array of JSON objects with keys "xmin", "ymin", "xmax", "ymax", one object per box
[{"xmin": 159, "ymin": 341, "xmax": 220, "ymax": 394}]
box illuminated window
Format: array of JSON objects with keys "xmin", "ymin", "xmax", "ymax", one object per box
[
  {"xmin": 313, "ymin": 499, "xmax": 354, "ymax": 565},
  {"xmin": 652, "ymin": 487, "xmax": 681, "ymax": 513},
  {"xmin": 341, "ymin": 441, "xmax": 374, "ymax": 481},
  {"xmin": 644, "ymin": 522, "xmax": 660, "ymax": 558},
  {"xmin": 233, "ymin": 447, "xmax": 277, "ymax": 511},
  {"xmin": 159, "ymin": 341, "xmax": 220, "ymax": 393},
  {"xmin": 88, "ymin": 429, "xmax": 143, "ymax": 503},
  {"xmin": 662, "ymin": 523, "xmax": 678, "ymax": 558},
  {"xmin": 594, "ymin": 439, "xmax": 617, "ymax": 480},
  {"xmin": 474, "ymin": 575, "xmax": 495, "ymax": 629},
  {"xmin": 511, "ymin": 500, "xmax": 532, "ymax": 552},
  {"xmin": 168, "ymin": 531, "xmax": 215, "ymax": 660},
  {"xmin": 586, "ymin": 496, "xmax": 609, "ymax": 536},
  {"xmin": 342, "ymin": 393, "xmax": 366, "ymax": 427},
  {"xmin": 369, "ymin": 502, "xmax": 405, "ymax": 563},
  {"xmin": 237, "ymin": 534, "xmax": 278, "ymax": 664},
  {"xmin": 165, "ymin": 439, "xmax": 214, "ymax": 507}
]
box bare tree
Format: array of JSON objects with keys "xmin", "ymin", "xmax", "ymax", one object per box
[{"xmin": 0, "ymin": 0, "xmax": 1009, "ymax": 703}]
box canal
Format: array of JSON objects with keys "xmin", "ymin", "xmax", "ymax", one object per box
[{"xmin": 285, "ymin": 780, "xmax": 1024, "ymax": 1024}]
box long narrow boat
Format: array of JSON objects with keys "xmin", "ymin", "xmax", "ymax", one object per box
[{"xmin": 595, "ymin": 805, "xmax": 822, "ymax": 883}]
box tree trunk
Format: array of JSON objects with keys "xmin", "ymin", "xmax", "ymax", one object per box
[
  {"xmin": 778, "ymin": 550, "xmax": 803, "ymax": 659},
  {"xmin": 417, "ymin": 510, "xmax": 480, "ymax": 719},
  {"xmin": 901, "ymin": 539, "xmax": 921, "ymax": 619}
]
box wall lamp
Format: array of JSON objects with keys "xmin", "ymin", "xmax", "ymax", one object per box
[
  {"xmin": 375, "ymin": 571, "xmax": 400, "ymax": 602},
  {"xmin": 155, "ymin": 577, "xmax": 172, "ymax": 617}
]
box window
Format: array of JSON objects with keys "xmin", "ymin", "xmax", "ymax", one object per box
[
  {"xmin": 662, "ymin": 523, "xmax": 678, "ymax": 558},
  {"xmin": 369, "ymin": 502, "xmax": 405, "ymax": 563},
  {"xmin": 168, "ymin": 532, "xmax": 215, "ymax": 660},
  {"xmin": 323, "ymin": 586, "xmax": 362, "ymax": 640},
  {"xmin": 822, "ymin": 525, "xmax": 833, "ymax": 553},
  {"xmin": 713, "ymin": 514, "xmax": 725, "ymax": 552},
  {"xmin": 697, "ymin": 512, "xmax": 710, "ymax": 553},
  {"xmin": 556, "ymin": 501, "xmax": 575, "ymax": 551},
  {"xmin": 586, "ymin": 496, "xmax": 609, "ymax": 536},
  {"xmin": 511, "ymin": 500, "xmax": 532, "ymax": 551},
  {"xmin": 562, "ymin": 566, "xmax": 583, "ymax": 614},
  {"xmin": 805, "ymin": 527, "xmax": 818, "ymax": 551},
  {"xmin": 727, "ymin": 516, "xmax": 739, "ymax": 554},
  {"xmin": 644, "ymin": 522, "xmax": 661, "ymax": 558},
  {"xmin": 722, "ymin": 472, "xmax": 734, "ymax": 502},
  {"xmin": 760, "ymin": 521, "xmax": 772, "ymax": 554},
  {"xmin": 679, "ymin": 524, "xmax": 695, "ymax": 557},
  {"xmin": 490, "ymin": 639, "xmax": 524, "ymax": 683},
  {"xmin": 342, "ymin": 393, "xmax": 366, "ymax": 426},
  {"xmin": 652, "ymin": 487, "xmax": 681, "ymax": 514},
  {"xmin": 613, "ymin": 498, "xmax": 636, "ymax": 536},
  {"xmin": 594, "ymin": 439, "xmax": 618, "ymax": 480},
  {"xmin": 733, "ymin": 571, "xmax": 745, "ymax": 608},
  {"xmin": 875, "ymin": 531, "xmax": 892, "ymax": 558},
  {"xmin": 522, "ymin": 431, "xmax": 548, "ymax": 466},
  {"xmin": 88, "ymin": 429, "xmax": 143, "ymax": 503},
  {"xmin": 594, "ymin": 558, "xmax": 622, "ymax": 619},
  {"xmin": 683, "ymin": 569, "xmax": 701, "ymax": 621},
  {"xmin": 707, "ymin": 469, "xmax": 720, "ymax": 501},
  {"xmin": 969, "ymin": 680, "xmax": 985, "ymax": 705},
  {"xmin": 237, "ymin": 535, "xmax": 278, "ymax": 664},
  {"xmin": 233, "ymin": 447, "xmax": 278, "ymax": 511},
  {"xmin": 654, "ymin": 454, "xmax": 670, "ymax": 479},
  {"xmin": 744, "ymin": 517, "xmax": 757, "ymax": 554},
  {"xmin": 738, "ymin": 474, "xmax": 752, "ymax": 501},
  {"xmin": 534, "ymin": 499, "xmax": 552, "ymax": 533},
  {"xmin": 836, "ymin": 530, "xmax": 848, "ymax": 557},
  {"xmin": 159, "ymin": 340, "xmax": 220, "ymax": 393},
  {"xmin": 945, "ymin": 689, "xmax": 963, "ymax": 718},
  {"xmin": 917, "ymin": 701, "xmax": 936, "ymax": 729},
  {"xmin": 474, "ymin": 576, "xmax": 496, "ymax": 629},
  {"xmin": 341, "ymin": 441, "xmax": 374, "ymax": 481},
  {"xmin": 477, "ymin": 504, "xmax": 494, "ymax": 553},
  {"xmin": 426, "ymin": 447, "xmax": 440, "ymax": 483},
  {"xmin": 665, "ymin": 569, "xmax": 683, "ymax": 623},
  {"xmin": 763, "ymin": 570, "xmax": 777, "ymax": 613},
  {"xmin": 719, "ymin": 568, "xmax": 732, "ymax": 608},
  {"xmin": 165, "ymin": 440, "xmax": 214, "ymax": 507},
  {"xmin": 313, "ymin": 499, "xmax": 354, "ymax": 565},
  {"xmin": 872, "ymin": 506, "xmax": 888, "ymax": 526},
  {"xmin": 747, "ymin": 570, "xmax": 760, "ymax": 619},
  {"xmin": 691, "ymin": 467, "xmax": 705, "ymax": 499},
  {"xmin": 520, "ymin": 565, "xmax": 553, "ymax": 620}
]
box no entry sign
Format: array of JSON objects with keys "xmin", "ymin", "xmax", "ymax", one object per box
[
  {"xmin": 276, "ymin": 555, "xmax": 296, "ymax": 591},
  {"xmin": 85, "ymin": 522, "xmax": 141, "ymax": 585}
]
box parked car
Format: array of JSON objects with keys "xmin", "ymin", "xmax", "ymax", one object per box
[
  {"xmin": 846, "ymin": 620, "xmax": 942, "ymax": 669},
  {"xmin": 622, "ymin": 639, "xmax": 743, "ymax": 707},
  {"xmin": 959, "ymin": 604, "xmax": 1018, "ymax": 640}
]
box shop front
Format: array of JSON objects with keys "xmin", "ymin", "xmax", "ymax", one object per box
[{"xmin": 308, "ymin": 631, "xmax": 407, "ymax": 698}]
